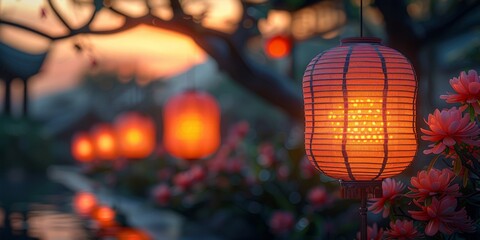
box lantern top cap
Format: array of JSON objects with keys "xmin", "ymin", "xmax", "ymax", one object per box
[{"xmin": 341, "ymin": 37, "xmax": 382, "ymax": 45}]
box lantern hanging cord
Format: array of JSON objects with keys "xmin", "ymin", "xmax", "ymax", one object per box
[{"xmin": 360, "ymin": 0, "xmax": 363, "ymax": 37}]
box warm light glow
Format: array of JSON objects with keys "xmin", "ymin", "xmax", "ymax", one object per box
[
  {"xmin": 73, "ymin": 192, "xmax": 97, "ymax": 217},
  {"xmin": 164, "ymin": 90, "xmax": 220, "ymax": 160},
  {"xmin": 258, "ymin": 10, "xmax": 291, "ymax": 37},
  {"xmin": 115, "ymin": 112, "xmax": 156, "ymax": 159},
  {"xmin": 265, "ymin": 36, "xmax": 291, "ymax": 59},
  {"xmin": 329, "ymin": 98, "xmax": 392, "ymax": 143},
  {"xmin": 291, "ymin": 2, "xmax": 346, "ymax": 40},
  {"xmin": 303, "ymin": 38, "xmax": 417, "ymax": 181},
  {"xmin": 93, "ymin": 205, "xmax": 116, "ymax": 228},
  {"xmin": 126, "ymin": 129, "xmax": 142, "ymax": 145},
  {"xmin": 71, "ymin": 132, "xmax": 95, "ymax": 162},
  {"xmin": 91, "ymin": 123, "xmax": 118, "ymax": 160},
  {"xmin": 117, "ymin": 228, "xmax": 151, "ymax": 240}
]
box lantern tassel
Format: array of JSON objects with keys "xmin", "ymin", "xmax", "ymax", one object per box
[
  {"xmin": 340, "ymin": 180, "xmax": 381, "ymax": 240},
  {"xmin": 340, "ymin": 180, "xmax": 382, "ymax": 199}
]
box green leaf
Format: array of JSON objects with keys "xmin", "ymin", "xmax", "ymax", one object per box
[
  {"xmin": 463, "ymin": 168, "xmax": 469, "ymax": 188},
  {"xmin": 469, "ymin": 105, "xmax": 475, "ymax": 122},
  {"xmin": 453, "ymin": 157, "xmax": 462, "ymax": 175}
]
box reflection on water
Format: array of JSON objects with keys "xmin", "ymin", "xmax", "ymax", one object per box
[
  {"xmin": 0, "ymin": 170, "xmax": 91, "ymax": 240},
  {"xmin": 1, "ymin": 203, "xmax": 89, "ymax": 240},
  {"xmin": 27, "ymin": 206, "xmax": 88, "ymax": 240}
]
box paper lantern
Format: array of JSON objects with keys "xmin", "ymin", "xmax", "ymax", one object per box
[
  {"xmin": 163, "ymin": 90, "xmax": 220, "ymax": 160},
  {"xmin": 117, "ymin": 228, "xmax": 151, "ymax": 240},
  {"xmin": 93, "ymin": 205, "xmax": 116, "ymax": 228},
  {"xmin": 91, "ymin": 123, "xmax": 118, "ymax": 160},
  {"xmin": 71, "ymin": 132, "xmax": 95, "ymax": 163},
  {"xmin": 302, "ymin": 37, "xmax": 417, "ymax": 183},
  {"xmin": 73, "ymin": 192, "xmax": 97, "ymax": 217},
  {"xmin": 265, "ymin": 35, "xmax": 292, "ymax": 59},
  {"xmin": 115, "ymin": 112, "xmax": 156, "ymax": 159}
]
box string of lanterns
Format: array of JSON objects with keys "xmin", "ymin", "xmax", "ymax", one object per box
[{"xmin": 71, "ymin": 90, "xmax": 221, "ymax": 163}]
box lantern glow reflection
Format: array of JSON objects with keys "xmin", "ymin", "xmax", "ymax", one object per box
[
  {"xmin": 73, "ymin": 192, "xmax": 97, "ymax": 217},
  {"xmin": 93, "ymin": 205, "xmax": 116, "ymax": 228}
]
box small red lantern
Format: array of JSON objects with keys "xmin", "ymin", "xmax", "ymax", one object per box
[
  {"xmin": 117, "ymin": 228, "xmax": 151, "ymax": 240},
  {"xmin": 71, "ymin": 132, "xmax": 95, "ymax": 163},
  {"xmin": 163, "ymin": 90, "xmax": 220, "ymax": 160},
  {"xmin": 93, "ymin": 205, "xmax": 116, "ymax": 228},
  {"xmin": 265, "ymin": 35, "xmax": 292, "ymax": 59},
  {"xmin": 91, "ymin": 123, "xmax": 118, "ymax": 161},
  {"xmin": 73, "ymin": 192, "xmax": 97, "ymax": 217},
  {"xmin": 115, "ymin": 112, "xmax": 156, "ymax": 159}
]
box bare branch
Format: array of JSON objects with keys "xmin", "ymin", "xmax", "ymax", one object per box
[
  {"xmin": 82, "ymin": 0, "xmax": 104, "ymax": 27},
  {"xmin": 0, "ymin": 0, "xmax": 304, "ymax": 120},
  {"xmin": 47, "ymin": 0, "xmax": 73, "ymax": 31},
  {"xmin": 0, "ymin": 20, "xmax": 54, "ymax": 40},
  {"xmin": 107, "ymin": 5, "xmax": 130, "ymax": 18},
  {"xmin": 169, "ymin": 0, "xmax": 186, "ymax": 18}
]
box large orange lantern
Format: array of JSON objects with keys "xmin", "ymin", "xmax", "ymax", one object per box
[
  {"xmin": 91, "ymin": 123, "xmax": 118, "ymax": 161},
  {"xmin": 303, "ymin": 37, "xmax": 417, "ymax": 239},
  {"xmin": 115, "ymin": 112, "xmax": 156, "ymax": 159},
  {"xmin": 303, "ymin": 37, "xmax": 417, "ymax": 183},
  {"xmin": 71, "ymin": 132, "xmax": 95, "ymax": 163},
  {"xmin": 73, "ymin": 192, "xmax": 97, "ymax": 217},
  {"xmin": 163, "ymin": 90, "xmax": 220, "ymax": 160}
]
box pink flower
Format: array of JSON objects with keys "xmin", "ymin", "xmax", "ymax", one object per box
[
  {"xmin": 189, "ymin": 165, "xmax": 205, "ymax": 182},
  {"xmin": 225, "ymin": 157, "xmax": 244, "ymax": 173},
  {"xmin": 421, "ymin": 107, "xmax": 480, "ymax": 154},
  {"xmin": 385, "ymin": 220, "xmax": 422, "ymax": 240},
  {"xmin": 269, "ymin": 211, "xmax": 295, "ymax": 235},
  {"xmin": 409, "ymin": 196, "xmax": 475, "ymax": 236},
  {"xmin": 226, "ymin": 121, "xmax": 250, "ymax": 149},
  {"xmin": 356, "ymin": 223, "xmax": 384, "ymax": 240},
  {"xmin": 258, "ymin": 143, "xmax": 275, "ymax": 167},
  {"xmin": 173, "ymin": 172, "xmax": 192, "ymax": 190},
  {"xmin": 276, "ymin": 164, "xmax": 290, "ymax": 180},
  {"xmin": 300, "ymin": 156, "xmax": 317, "ymax": 178},
  {"xmin": 407, "ymin": 168, "xmax": 460, "ymax": 202},
  {"xmin": 441, "ymin": 70, "xmax": 480, "ymax": 114},
  {"xmin": 368, "ymin": 178, "xmax": 405, "ymax": 218},
  {"xmin": 152, "ymin": 184, "xmax": 171, "ymax": 206},
  {"xmin": 308, "ymin": 186, "xmax": 327, "ymax": 208}
]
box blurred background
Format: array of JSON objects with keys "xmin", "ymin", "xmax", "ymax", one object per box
[{"xmin": 0, "ymin": 0, "xmax": 479, "ymax": 239}]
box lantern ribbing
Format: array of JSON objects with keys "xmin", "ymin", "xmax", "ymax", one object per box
[{"xmin": 303, "ymin": 37, "xmax": 417, "ymax": 181}]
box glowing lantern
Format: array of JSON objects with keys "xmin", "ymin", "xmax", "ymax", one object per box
[
  {"xmin": 265, "ymin": 35, "xmax": 292, "ymax": 59},
  {"xmin": 117, "ymin": 228, "xmax": 151, "ymax": 240},
  {"xmin": 93, "ymin": 205, "xmax": 116, "ymax": 228},
  {"xmin": 91, "ymin": 123, "xmax": 118, "ymax": 160},
  {"xmin": 163, "ymin": 90, "xmax": 220, "ymax": 160},
  {"xmin": 115, "ymin": 112, "xmax": 156, "ymax": 159},
  {"xmin": 302, "ymin": 37, "xmax": 417, "ymax": 189},
  {"xmin": 71, "ymin": 132, "xmax": 95, "ymax": 163},
  {"xmin": 73, "ymin": 192, "xmax": 97, "ymax": 217}
]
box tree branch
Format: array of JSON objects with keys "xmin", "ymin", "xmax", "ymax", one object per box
[
  {"xmin": 0, "ymin": 20, "xmax": 54, "ymax": 40},
  {"xmin": 0, "ymin": 0, "xmax": 304, "ymax": 121},
  {"xmin": 48, "ymin": 0, "xmax": 73, "ymax": 31}
]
